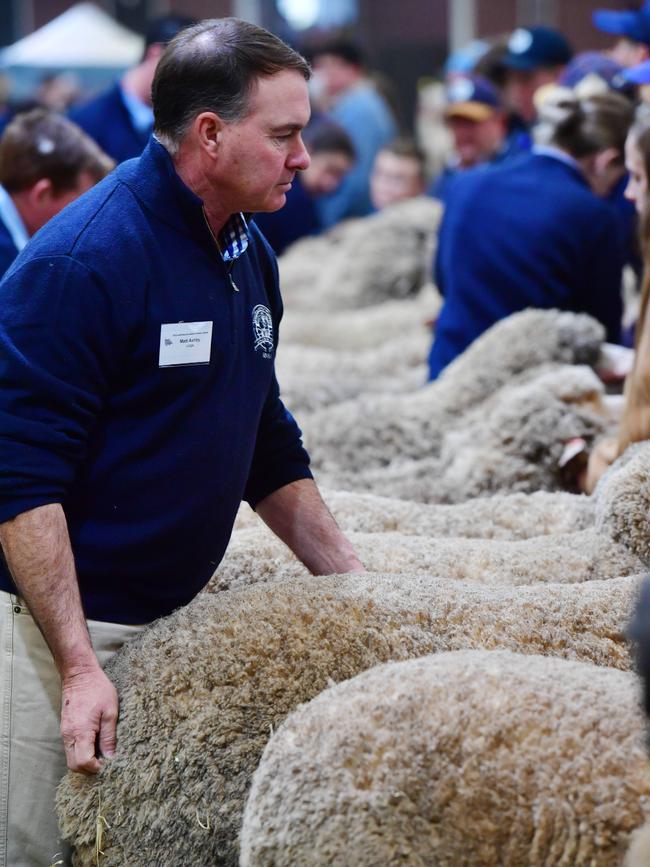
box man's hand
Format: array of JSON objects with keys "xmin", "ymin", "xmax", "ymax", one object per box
[{"xmin": 60, "ymin": 664, "xmax": 118, "ymax": 774}]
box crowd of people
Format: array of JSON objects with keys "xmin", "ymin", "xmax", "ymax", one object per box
[{"xmin": 3, "ymin": 4, "xmax": 650, "ymax": 865}]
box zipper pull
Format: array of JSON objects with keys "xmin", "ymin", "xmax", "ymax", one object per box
[{"xmin": 228, "ymin": 271, "xmax": 239, "ymax": 293}]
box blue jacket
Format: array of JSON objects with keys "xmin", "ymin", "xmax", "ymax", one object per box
[
  {"xmin": 253, "ymin": 174, "xmax": 320, "ymax": 255},
  {"xmin": 428, "ymin": 153, "xmax": 625, "ymax": 379},
  {"xmin": 0, "ymin": 139, "xmax": 312, "ymax": 623},
  {"xmin": 69, "ymin": 83, "xmax": 150, "ymax": 163}
]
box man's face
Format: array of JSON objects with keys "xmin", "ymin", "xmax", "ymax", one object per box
[
  {"xmin": 609, "ymin": 37, "xmax": 650, "ymax": 68},
  {"xmin": 447, "ymin": 115, "xmax": 505, "ymax": 169},
  {"xmin": 214, "ymin": 70, "xmax": 311, "ymax": 214},
  {"xmin": 370, "ymin": 151, "xmax": 424, "ymax": 210},
  {"xmin": 311, "ymin": 54, "xmax": 358, "ymax": 99},
  {"xmin": 625, "ymin": 134, "xmax": 648, "ymax": 217},
  {"xmin": 303, "ymin": 151, "xmax": 352, "ymax": 196},
  {"xmin": 503, "ymin": 67, "xmax": 560, "ymax": 122}
]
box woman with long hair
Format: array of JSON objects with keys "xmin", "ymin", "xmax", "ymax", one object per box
[{"xmin": 586, "ymin": 107, "xmax": 650, "ymax": 490}]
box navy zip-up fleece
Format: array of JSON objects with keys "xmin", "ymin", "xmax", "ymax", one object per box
[
  {"xmin": 0, "ymin": 138, "xmax": 312, "ymax": 623},
  {"xmin": 428, "ymin": 153, "xmax": 625, "ymax": 379}
]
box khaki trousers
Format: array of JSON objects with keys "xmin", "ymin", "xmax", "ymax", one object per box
[{"xmin": 0, "ymin": 591, "xmax": 144, "ymax": 866}]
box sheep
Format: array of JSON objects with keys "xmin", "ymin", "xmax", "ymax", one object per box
[
  {"xmin": 56, "ymin": 574, "xmax": 640, "ymax": 866},
  {"xmin": 301, "ymin": 308, "xmax": 605, "ymax": 475},
  {"xmin": 240, "ymin": 650, "xmax": 650, "ymax": 867},
  {"xmin": 276, "ymin": 334, "xmax": 430, "ymax": 413},
  {"xmin": 279, "ymin": 286, "xmax": 437, "ymax": 350},
  {"xmin": 234, "ymin": 487, "xmax": 594, "ymax": 539},
  {"xmin": 312, "ymin": 364, "xmax": 608, "ymax": 499},
  {"xmin": 277, "ymin": 196, "xmax": 442, "ymax": 311},
  {"xmin": 220, "ymin": 442, "xmax": 650, "ymax": 592}
]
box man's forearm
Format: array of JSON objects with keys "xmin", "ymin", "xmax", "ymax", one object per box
[
  {"xmin": 256, "ymin": 478, "xmax": 364, "ymax": 575},
  {"xmin": 0, "ymin": 503, "xmax": 95, "ymax": 674},
  {"xmin": 0, "ymin": 503, "xmax": 117, "ymax": 773}
]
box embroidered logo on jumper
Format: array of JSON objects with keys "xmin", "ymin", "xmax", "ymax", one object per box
[{"xmin": 252, "ymin": 305, "xmax": 274, "ymax": 358}]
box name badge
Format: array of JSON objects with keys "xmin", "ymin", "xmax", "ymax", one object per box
[{"xmin": 159, "ymin": 321, "xmax": 213, "ymax": 367}]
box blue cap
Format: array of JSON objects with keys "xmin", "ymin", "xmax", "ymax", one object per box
[
  {"xmin": 622, "ymin": 56, "xmax": 650, "ymax": 83},
  {"xmin": 559, "ymin": 51, "xmax": 626, "ymax": 88},
  {"xmin": 502, "ymin": 26, "xmax": 573, "ymax": 70},
  {"xmin": 445, "ymin": 75, "xmax": 503, "ymax": 121},
  {"xmin": 593, "ymin": 2, "xmax": 650, "ymax": 47}
]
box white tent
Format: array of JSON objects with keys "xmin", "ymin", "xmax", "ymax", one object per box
[{"xmin": 0, "ymin": 3, "xmax": 143, "ymax": 69}]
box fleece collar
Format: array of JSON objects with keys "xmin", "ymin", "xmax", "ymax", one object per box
[{"xmin": 116, "ymin": 137, "xmax": 250, "ymax": 260}]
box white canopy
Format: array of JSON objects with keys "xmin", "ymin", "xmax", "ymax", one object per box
[{"xmin": 0, "ymin": 3, "xmax": 143, "ymax": 69}]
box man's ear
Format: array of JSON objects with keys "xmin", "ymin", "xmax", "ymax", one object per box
[
  {"xmin": 594, "ymin": 147, "xmax": 621, "ymax": 177},
  {"xmin": 27, "ymin": 177, "xmax": 54, "ymax": 207},
  {"xmin": 193, "ymin": 111, "xmax": 225, "ymax": 159}
]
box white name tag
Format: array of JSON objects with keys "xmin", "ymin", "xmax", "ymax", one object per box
[{"xmin": 159, "ymin": 321, "xmax": 213, "ymax": 367}]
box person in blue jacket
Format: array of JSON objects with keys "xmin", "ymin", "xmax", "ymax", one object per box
[
  {"xmin": 68, "ymin": 14, "xmax": 194, "ymax": 163},
  {"xmin": 0, "ymin": 108, "xmax": 113, "ymax": 277},
  {"xmin": 0, "ymin": 19, "xmax": 363, "ymax": 866},
  {"xmin": 428, "ymin": 91, "xmax": 634, "ymax": 380}
]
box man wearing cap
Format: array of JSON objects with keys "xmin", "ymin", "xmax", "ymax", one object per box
[
  {"xmin": 69, "ymin": 14, "xmax": 194, "ymax": 163},
  {"xmin": 593, "ymin": 1, "xmax": 650, "ymax": 68},
  {"xmin": 501, "ymin": 26, "xmax": 573, "ymax": 130},
  {"xmin": 430, "ymin": 74, "xmax": 509, "ymax": 201}
]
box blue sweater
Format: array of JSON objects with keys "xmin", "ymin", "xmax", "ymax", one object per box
[
  {"xmin": 0, "ymin": 139, "xmax": 312, "ymax": 623},
  {"xmin": 428, "ymin": 153, "xmax": 625, "ymax": 379},
  {"xmin": 69, "ymin": 83, "xmax": 150, "ymax": 163}
]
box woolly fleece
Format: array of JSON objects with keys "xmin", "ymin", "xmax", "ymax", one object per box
[
  {"xmin": 241, "ymin": 650, "xmax": 650, "ymax": 867},
  {"xmin": 56, "ymin": 574, "xmax": 638, "ymax": 866}
]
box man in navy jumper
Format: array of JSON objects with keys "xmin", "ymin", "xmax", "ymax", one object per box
[
  {"xmin": 0, "ymin": 19, "xmax": 363, "ymax": 866},
  {"xmin": 69, "ymin": 14, "xmax": 194, "ymax": 163}
]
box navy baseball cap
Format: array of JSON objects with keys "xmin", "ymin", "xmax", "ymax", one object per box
[
  {"xmin": 445, "ymin": 75, "xmax": 503, "ymax": 121},
  {"xmin": 559, "ymin": 51, "xmax": 627, "ymax": 88},
  {"xmin": 502, "ymin": 26, "xmax": 573, "ymax": 70},
  {"xmin": 593, "ymin": 2, "xmax": 650, "ymax": 47}
]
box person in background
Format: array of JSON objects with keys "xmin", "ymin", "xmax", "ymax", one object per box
[
  {"xmin": 0, "ymin": 109, "xmax": 113, "ymax": 277},
  {"xmin": 585, "ymin": 108, "xmax": 650, "ymax": 491},
  {"xmin": 69, "ymin": 14, "xmax": 194, "ymax": 163},
  {"xmin": 428, "ymin": 91, "xmax": 633, "ymax": 380},
  {"xmin": 370, "ymin": 138, "xmax": 425, "ymax": 210},
  {"xmin": 307, "ymin": 38, "xmax": 397, "ymax": 227},
  {"xmin": 500, "ymin": 26, "xmax": 573, "ymax": 148},
  {"xmin": 593, "ymin": 1, "xmax": 650, "ymax": 68},
  {"xmin": 253, "ymin": 120, "xmax": 354, "ymax": 255},
  {"xmin": 429, "ymin": 74, "xmax": 509, "ymax": 202}
]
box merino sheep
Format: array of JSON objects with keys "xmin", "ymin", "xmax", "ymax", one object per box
[
  {"xmin": 57, "ymin": 574, "xmax": 639, "ymax": 866},
  {"xmin": 241, "ymin": 650, "xmax": 650, "ymax": 867},
  {"xmin": 278, "ymin": 196, "xmax": 442, "ymax": 311},
  {"xmin": 313, "ymin": 365, "xmax": 608, "ymax": 500},
  {"xmin": 302, "ymin": 309, "xmax": 605, "ymax": 475},
  {"xmin": 279, "ymin": 286, "xmax": 437, "ymax": 350},
  {"xmin": 212, "ymin": 525, "xmax": 641, "ymax": 592},
  {"xmin": 276, "ymin": 335, "xmax": 430, "ymax": 413},
  {"xmin": 225, "ymin": 442, "xmax": 650, "ymax": 590},
  {"xmin": 234, "ymin": 487, "xmax": 594, "ymax": 538}
]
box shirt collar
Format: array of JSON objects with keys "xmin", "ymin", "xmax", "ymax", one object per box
[
  {"xmin": 0, "ymin": 184, "xmax": 29, "ymax": 252},
  {"xmin": 119, "ymin": 84, "xmax": 154, "ymax": 134},
  {"xmin": 218, "ymin": 212, "xmax": 249, "ymax": 262}
]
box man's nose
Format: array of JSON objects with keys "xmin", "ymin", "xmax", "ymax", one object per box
[{"xmin": 290, "ymin": 137, "xmax": 311, "ymax": 171}]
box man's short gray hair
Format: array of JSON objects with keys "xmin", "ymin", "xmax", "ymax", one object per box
[{"xmin": 152, "ymin": 18, "xmax": 311, "ymax": 154}]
